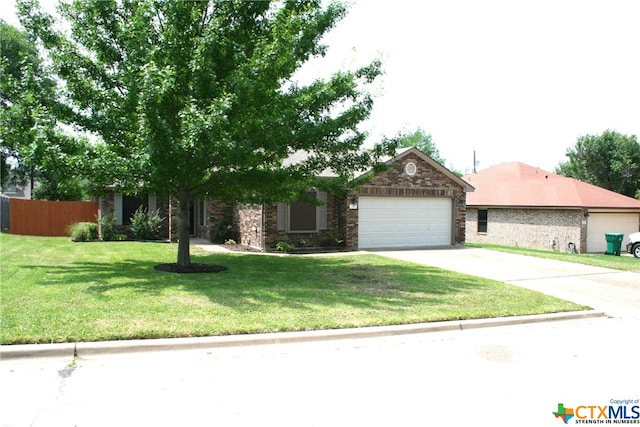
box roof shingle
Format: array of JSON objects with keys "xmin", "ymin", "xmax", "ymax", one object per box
[{"xmin": 463, "ymin": 162, "xmax": 640, "ymax": 209}]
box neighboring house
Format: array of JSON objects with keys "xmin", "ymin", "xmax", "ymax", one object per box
[
  {"xmin": 2, "ymin": 174, "xmax": 33, "ymax": 233},
  {"xmin": 98, "ymin": 147, "xmax": 473, "ymax": 250},
  {"xmin": 463, "ymin": 162, "xmax": 640, "ymax": 253},
  {"xmin": 1, "ymin": 171, "xmax": 33, "ymax": 199}
]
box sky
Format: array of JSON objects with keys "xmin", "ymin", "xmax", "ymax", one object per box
[{"xmin": 3, "ymin": 0, "xmax": 640, "ymax": 173}]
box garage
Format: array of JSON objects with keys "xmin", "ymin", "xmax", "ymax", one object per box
[
  {"xmin": 586, "ymin": 212, "xmax": 640, "ymax": 253},
  {"xmin": 358, "ymin": 196, "xmax": 453, "ymax": 249}
]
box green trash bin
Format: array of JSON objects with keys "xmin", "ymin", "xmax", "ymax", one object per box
[{"xmin": 604, "ymin": 233, "xmax": 624, "ymax": 256}]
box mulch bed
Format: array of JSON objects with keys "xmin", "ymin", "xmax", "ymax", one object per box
[{"xmin": 153, "ymin": 263, "xmax": 228, "ymax": 274}]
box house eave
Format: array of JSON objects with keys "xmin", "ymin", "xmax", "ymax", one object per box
[
  {"xmin": 467, "ymin": 204, "xmax": 640, "ymax": 212},
  {"xmin": 382, "ymin": 147, "xmax": 475, "ymax": 192}
]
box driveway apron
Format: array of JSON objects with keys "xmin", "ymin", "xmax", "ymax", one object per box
[{"xmin": 375, "ymin": 247, "xmax": 640, "ymax": 319}]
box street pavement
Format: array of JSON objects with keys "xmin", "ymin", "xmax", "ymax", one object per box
[{"xmin": 1, "ymin": 247, "xmax": 639, "ymax": 427}]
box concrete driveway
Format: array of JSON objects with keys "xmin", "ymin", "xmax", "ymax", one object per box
[{"xmin": 375, "ymin": 247, "xmax": 640, "ymax": 319}]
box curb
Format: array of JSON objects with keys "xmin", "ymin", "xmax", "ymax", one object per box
[{"xmin": 0, "ymin": 310, "xmax": 604, "ymax": 361}]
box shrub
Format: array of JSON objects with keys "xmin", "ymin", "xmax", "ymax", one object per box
[
  {"xmin": 68, "ymin": 222, "xmax": 98, "ymax": 242},
  {"xmin": 212, "ymin": 217, "xmax": 235, "ymax": 242},
  {"xmin": 97, "ymin": 213, "xmax": 117, "ymax": 241},
  {"xmin": 330, "ymin": 228, "xmax": 344, "ymax": 246},
  {"xmin": 224, "ymin": 239, "xmax": 236, "ymax": 245},
  {"xmin": 275, "ymin": 241, "xmax": 294, "ymax": 252},
  {"xmin": 130, "ymin": 207, "xmax": 165, "ymax": 240}
]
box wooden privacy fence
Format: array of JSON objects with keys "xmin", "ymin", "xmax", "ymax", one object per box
[{"xmin": 9, "ymin": 198, "xmax": 98, "ymax": 236}]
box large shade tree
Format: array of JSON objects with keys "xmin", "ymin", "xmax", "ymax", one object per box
[
  {"xmin": 18, "ymin": 0, "xmax": 394, "ymax": 268},
  {"xmin": 555, "ymin": 130, "xmax": 640, "ymax": 199}
]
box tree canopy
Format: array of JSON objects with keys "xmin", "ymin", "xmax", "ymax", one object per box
[
  {"xmin": 17, "ymin": 0, "xmax": 394, "ymax": 267},
  {"xmin": 0, "ymin": 19, "xmax": 41, "ymax": 189},
  {"xmin": 395, "ymin": 128, "xmax": 444, "ymax": 164},
  {"xmin": 555, "ymin": 130, "xmax": 640, "ymax": 199},
  {"xmin": 395, "ymin": 127, "xmax": 462, "ymax": 176},
  {"xmin": 0, "ymin": 20, "xmax": 88, "ymax": 199}
]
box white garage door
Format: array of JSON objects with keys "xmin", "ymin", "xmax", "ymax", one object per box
[
  {"xmin": 586, "ymin": 213, "xmax": 640, "ymax": 253},
  {"xmin": 358, "ymin": 197, "xmax": 452, "ymax": 249}
]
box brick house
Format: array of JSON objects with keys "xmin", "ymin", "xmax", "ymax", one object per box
[
  {"xmin": 463, "ymin": 162, "xmax": 640, "ymax": 253},
  {"xmin": 98, "ymin": 147, "xmax": 473, "ymax": 250},
  {"xmin": 226, "ymin": 147, "xmax": 473, "ymax": 251}
]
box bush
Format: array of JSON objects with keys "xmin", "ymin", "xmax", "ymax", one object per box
[
  {"xmin": 275, "ymin": 241, "xmax": 294, "ymax": 252},
  {"xmin": 97, "ymin": 213, "xmax": 117, "ymax": 241},
  {"xmin": 130, "ymin": 207, "xmax": 165, "ymax": 240},
  {"xmin": 212, "ymin": 217, "xmax": 235, "ymax": 242},
  {"xmin": 68, "ymin": 222, "xmax": 98, "ymax": 242},
  {"xmin": 330, "ymin": 228, "xmax": 344, "ymax": 246}
]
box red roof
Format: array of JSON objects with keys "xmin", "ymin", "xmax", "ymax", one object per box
[{"xmin": 463, "ymin": 162, "xmax": 640, "ymax": 209}]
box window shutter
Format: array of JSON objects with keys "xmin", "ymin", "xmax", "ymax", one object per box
[
  {"xmin": 114, "ymin": 193, "xmax": 123, "ymax": 225},
  {"xmin": 277, "ymin": 203, "xmax": 286, "ymax": 231},
  {"xmin": 317, "ymin": 191, "xmax": 327, "ymax": 230},
  {"xmin": 148, "ymin": 194, "xmax": 157, "ymax": 212}
]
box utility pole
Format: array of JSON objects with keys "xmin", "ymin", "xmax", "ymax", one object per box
[{"xmin": 473, "ymin": 150, "xmax": 477, "ymax": 174}]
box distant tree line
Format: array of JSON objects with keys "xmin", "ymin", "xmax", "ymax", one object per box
[{"xmin": 556, "ymin": 130, "xmax": 640, "ymax": 199}]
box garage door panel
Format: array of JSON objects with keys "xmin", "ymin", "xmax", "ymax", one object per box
[
  {"xmin": 358, "ymin": 197, "xmax": 452, "ymax": 249},
  {"xmin": 587, "ymin": 213, "xmax": 640, "ymax": 253}
]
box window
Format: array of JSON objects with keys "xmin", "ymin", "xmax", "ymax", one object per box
[
  {"xmin": 289, "ymin": 192, "xmax": 317, "ymax": 231},
  {"xmin": 277, "ymin": 191, "xmax": 327, "ymax": 233},
  {"xmin": 122, "ymin": 195, "xmax": 148, "ymax": 225},
  {"xmin": 405, "ymin": 162, "xmax": 417, "ymax": 176},
  {"xmin": 114, "ymin": 193, "xmax": 156, "ymax": 225},
  {"xmin": 197, "ymin": 200, "xmax": 206, "ymax": 227},
  {"xmin": 478, "ymin": 209, "xmax": 488, "ymax": 233}
]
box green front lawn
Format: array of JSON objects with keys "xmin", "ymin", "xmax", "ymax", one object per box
[
  {"xmin": 0, "ymin": 234, "xmax": 587, "ymax": 344},
  {"xmin": 467, "ymin": 243, "xmax": 640, "ymax": 272}
]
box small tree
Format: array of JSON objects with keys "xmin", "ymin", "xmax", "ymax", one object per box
[
  {"xmin": 396, "ymin": 128, "xmax": 445, "ymax": 164},
  {"xmin": 556, "ymin": 130, "xmax": 640, "ymax": 198},
  {"xmin": 395, "ymin": 127, "xmax": 462, "ymax": 176}
]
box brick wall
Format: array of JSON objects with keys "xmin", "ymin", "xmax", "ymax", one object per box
[
  {"xmin": 261, "ymin": 193, "xmax": 345, "ymax": 250},
  {"xmin": 99, "ymin": 190, "xmax": 171, "ymax": 240},
  {"xmin": 345, "ymin": 152, "xmax": 467, "ymax": 248},
  {"xmin": 466, "ymin": 207, "xmax": 585, "ymax": 252},
  {"xmin": 235, "ymin": 203, "xmax": 264, "ymax": 249},
  {"xmin": 202, "ymin": 200, "xmax": 234, "ymax": 242}
]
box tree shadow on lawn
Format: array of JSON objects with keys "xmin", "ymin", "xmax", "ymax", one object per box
[
  {"xmin": 10, "ymin": 253, "xmax": 568, "ymax": 342},
  {"xmin": 23, "ymin": 253, "xmax": 491, "ymax": 315}
]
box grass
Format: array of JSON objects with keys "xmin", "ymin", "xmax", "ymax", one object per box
[
  {"xmin": 466, "ymin": 243, "xmax": 640, "ymax": 272},
  {"xmin": 0, "ymin": 233, "xmax": 587, "ymax": 345}
]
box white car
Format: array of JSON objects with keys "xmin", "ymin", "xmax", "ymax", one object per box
[{"xmin": 627, "ymin": 232, "xmax": 640, "ymax": 258}]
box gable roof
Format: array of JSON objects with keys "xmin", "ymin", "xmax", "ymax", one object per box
[
  {"xmin": 284, "ymin": 147, "xmax": 475, "ymax": 191},
  {"xmin": 463, "ymin": 162, "xmax": 640, "ymax": 209},
  {"xmin": 391, "ymin": 147, "xmax": 475, "ymax": 192}
]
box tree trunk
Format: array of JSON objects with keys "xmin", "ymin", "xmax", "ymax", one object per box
[{"xmin": 176, "ymin": 192, "xmax": 191, "ymax": 267}]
